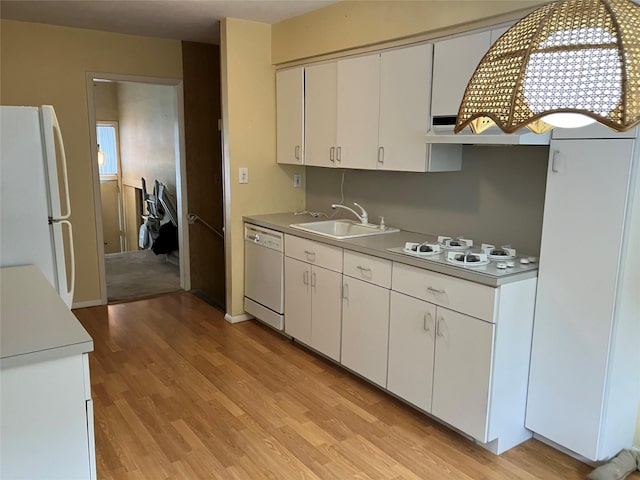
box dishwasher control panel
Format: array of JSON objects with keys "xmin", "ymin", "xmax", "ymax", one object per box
[{"xmin": 244, "ymin": 224, "xmax": 283, "ymax": 252}]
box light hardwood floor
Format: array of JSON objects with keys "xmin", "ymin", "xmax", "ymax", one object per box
[{"xmin": 75, "ymin": 292, "xmax": 599, "ymax": 479}]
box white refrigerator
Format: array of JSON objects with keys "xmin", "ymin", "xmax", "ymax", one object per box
[{"xmin": 0, "ymin": 105, "xmax": 75, "ymax": 307}]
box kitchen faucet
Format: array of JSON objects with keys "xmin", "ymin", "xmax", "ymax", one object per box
[{"xmin": 331, "ymin": 202, "xmax": 369, "ymax": 225}]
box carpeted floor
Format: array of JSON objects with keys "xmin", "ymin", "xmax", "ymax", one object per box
[{"xmin": 105, "ymin": 249, "xmax": 181, "ymax": 303}]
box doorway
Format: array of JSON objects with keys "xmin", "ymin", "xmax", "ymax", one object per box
[{"xmin": 87, "ymin": 74, "xmax": 190, "ymax": 304}]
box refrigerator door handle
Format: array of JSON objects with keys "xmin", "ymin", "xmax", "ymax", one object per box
[
  {"xmin": 56, "ymin": 219, "xmax": 75, "ymax": 307},
  {"xmin": 43, "ymin": 105, "xmax": 72, "ymax": 220}
]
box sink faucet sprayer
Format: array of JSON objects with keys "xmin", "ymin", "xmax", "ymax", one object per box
[{"xmin": 331, "ymin": 202, "xmax": 369, "ymax": 225}]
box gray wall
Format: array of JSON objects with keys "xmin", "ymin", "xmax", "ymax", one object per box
[
  {"xmin": 117, "ymin": 82, "xmax": 178, "ymax": 194},
  {"xmin": 305, "ymin": 145, "xmax": 549, "ymax": 255}
]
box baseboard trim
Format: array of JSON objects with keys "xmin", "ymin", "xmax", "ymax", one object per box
[
  {"xmin": 224, "ymin": 312, "xmax": 253, "ymax": 324},
  {"xmin": 72, "ymin": 299, "xmax": 104, "ymax": 309}
]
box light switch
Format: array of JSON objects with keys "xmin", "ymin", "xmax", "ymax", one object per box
[
  {"xmin": 293, "ymin": 174, "xmax": 302, "ymax": 188},
  {"xmin": 239, "ymin": 167, "xmax": 249, "ymax": 184}
]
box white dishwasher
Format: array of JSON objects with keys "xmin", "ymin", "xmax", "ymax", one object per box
[{"xmin": 244, "ymin": 224, "xmax": 284, "ymax": 331}]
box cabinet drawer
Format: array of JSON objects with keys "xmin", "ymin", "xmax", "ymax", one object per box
[
  {"xmin": 343, "ymin": 250, "xmax": 391, "ymax": 288},
  {"xmin": 391, "ymin": 263, "xmax": 497, "ymax": 322},
  {"xmin": 284, "ymin": 234, "xmax": 343, "ymax": 272}
]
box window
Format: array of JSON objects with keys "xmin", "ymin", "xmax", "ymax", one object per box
[{"xmin": 97, "ymin": 123, "xmax": 119, "ymax": 177}]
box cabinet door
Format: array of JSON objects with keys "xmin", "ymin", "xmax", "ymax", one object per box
[
  {"xmin": 526, "ymin": 139, "xmax": 634, "ymax": 460},
  {"xmin": 387, "ymin": 291, "xmax": 436, "ymax": 412},
  {"xmin": 276, "ymin": 67, "xmax": 304, "ymax": 164},
  {"xmin": 431, "ymin": 31, "xmax": 491, "ymax": 118},
  {"xmin": 305, "ymin": 62, "xmax": 337, "ymax": 167},
  {"xmin": 378, "ymin": 44, "xmax": 432, "ymax": 172},
  {"xmin": 336, "ymin": 54, "xmax": 380, "ymax": 169},
  {"xmin": 310, "ymin": 266, "xmax": 343, "ymax": 362},
  {"xmin": 341, "ymin": 277, "xmax": 390, "ymax": 387},
  {"xmin": 432, "ymin": 308, "xmax": 494, "ymax": 442},
  {"xmin": 284, "ymin": 257, "xmax": 311, "ymax": 344}
]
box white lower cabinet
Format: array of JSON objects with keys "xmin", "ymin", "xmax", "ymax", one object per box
[
  {"xmin": 387, "ymin": 292, "xmax": 493, "ymax": 441},
  {"xmin": 283, "ymin": 233, "xmax": 537, "ymax": 455},
  {"xmin": 284, "ymin": 237, "xmax": 343, "ymax": 362},
  {"xmin": 390, "ymin": 262, "xmax": 536, "ymax": 454},
  {"xmin": 431, "ymin": 308, "xmax": 494, "ymax": 442},
  {"xmin": 341, "ymin": 276, "xmax": 390, "ymax": 387},
  {"xmin": 387, "ymin": 291, "xmax": 436, "ymax": 412}
]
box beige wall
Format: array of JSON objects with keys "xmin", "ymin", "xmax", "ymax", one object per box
[
  {"xmin": 0, "ymin": 19, "xmax": 182, "ymax": 305},
  {"xmin": 117, "ymin": 82, "xmax": 178, "ymax": 193},
  {"xmin": 272, "ymin": 0, "xmax": 548, "ymax": 64},
  {"xmin": 93, "ymin": 82, "xmax": 119, "ymax": 121},
  {"xmin": 220, "ymin": 18, "xmax": 304, "ymax": 316}
]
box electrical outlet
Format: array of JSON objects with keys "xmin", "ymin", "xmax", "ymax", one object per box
[
  {"xmin": 293, "ymin": 174, "xmax": 302, "ymax": 188},
  {"xmin": 239, "ymin": 167, "xmax": 249, "ymax": 184}
]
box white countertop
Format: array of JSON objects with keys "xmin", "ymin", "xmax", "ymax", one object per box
[{"xmin": 0, "ymin": 265, "xmax": 93, "ymax": 369}]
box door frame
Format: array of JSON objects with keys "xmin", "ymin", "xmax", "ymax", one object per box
[
  {"xmin": 86, "ymin": 72, "xmax": 191, "ymax": 305},
  {"xmin": 96, "ymin": 120, "xmax": 125, "ymax": 252}
]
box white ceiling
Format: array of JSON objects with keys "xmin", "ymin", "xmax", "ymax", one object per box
[{"xmin": 0, "ymin": 0, "xmax": 338, "ymax": 44}]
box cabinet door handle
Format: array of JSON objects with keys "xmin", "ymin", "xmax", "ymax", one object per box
[
  {"xmin": 436, "ymin": 317, "xmax": 445, "ymax": 337},
  {"xmin": 551, "ymin": 150, "xmax": 561, "ymax": 173},
  {"xmin": 336, "ymin": 146, "xmax": 342, "ymax": 162},
  {"xmin": 329, "ymin": 146, "xmax": 335, "ymax": 163},
  {"xmin": 377, "ymin": 146, "xmax": 384, "ymax": 164},
  {"xmin": 311, "ymin": 271, "xmax": 317, "ymax": 287},
  {"xmin": 356, "ymin": 265, "xmax": 371, "ymax": 272},
  {"xmin": 423, "ymin": 312, "xmax": 433, "ymax": 333},
  {"xmin": 427, "ymin": 286, "xmax": 445, "ymax": 294},
  {"xmin": 342, "ymin": 282, "xmax": 349, "ymax": 300},
  {"xmin": 304, "ymin": 250, "xmax": 316, "ymax": 261},
  {"xmin": 295, "ymin": 145, "xmax": 301, "ymax": 161},
  {"xmin": 303, "ymin": 270, "xmax": 309, "ymax": 285},
  {"xmin": 247, "ymin": 234, "xmax": 258, "ymax": 241}
]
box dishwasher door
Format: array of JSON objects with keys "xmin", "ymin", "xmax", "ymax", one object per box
[{"xmin": 244, "ymin": 224, "xmax": 284, "ymax": 330}]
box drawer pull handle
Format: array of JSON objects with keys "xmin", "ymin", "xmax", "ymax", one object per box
[
  {"xmin": 304, "ymin": 250, "xmax": 316, "ymax": 261},
  {"xmin": 356, "ymin": 265, "xmax": 371, "ymax": 272},
  {"xmin": 342, "ymin": 282, "xmax": 349, "ymax": 300},
  {"xmin": 427, "ymin": 286, "xmax": 445, "ymax": 294},
  {"xmin": 311, "ymin": 272, "xmax": 317, "ymax": 287},
  {"xmin": 247, "ymin": 234, "xmax": 258, "ymax": 241},
  {"xmin": 303, "ymin": 270, "xmax": 309, "ymax": 285}
]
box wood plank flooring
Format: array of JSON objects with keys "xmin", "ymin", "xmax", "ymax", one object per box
[{"xmin": 74, "ymin": 292, "xmax": 597, "ymax": 479}]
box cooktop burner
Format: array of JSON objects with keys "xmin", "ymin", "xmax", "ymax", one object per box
[
  {"xmin": 482, "ymin": 243, "xmax": 516, "ymax": 260},
  {"xmin": 446, "ymin": 251, "xmax": 490, "ymax": 267},
  {"xmin": 403, "ymin": 242, "xmax": 441, "ymax": 256},
  {"xmin": 438, "ymin": 236, "xmax": 473, "ymax": 250}
]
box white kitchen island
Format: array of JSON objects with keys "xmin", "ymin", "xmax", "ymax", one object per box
[{"xmin": 1, "ymin": 265, "xmax": 96, "ymax": 480}]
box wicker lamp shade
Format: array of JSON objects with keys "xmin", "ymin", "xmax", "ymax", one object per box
[{"xmin": 455, "ymin": 0, "xmax": 640, "ymax": 134}]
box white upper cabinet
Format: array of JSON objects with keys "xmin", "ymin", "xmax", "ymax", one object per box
[
  {"xmin": 431, "ymin": 30, "xmax": 492, "ymax": 119},
  {"xmin": 305, "ymin": 62, "xmax": 338, "ymax": 168},
  {"xmin": 378, "ymin": 44, "xmax": 435, "ymax": 172},
  {"xmin": 299, "ymin": 43, "xmax": 461, "ymax": 172},
  {"xmin": 336, "ymin": 54, "xmax": 381, "ymax": 169},
  {"xmin": 276, "ymin": 67, "xmax": 304, "ymax": 165}
]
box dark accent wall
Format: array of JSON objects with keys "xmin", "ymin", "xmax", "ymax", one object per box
[{"xmin": 182, "ymin": 41, "xmax": 225, "ymax": 309}]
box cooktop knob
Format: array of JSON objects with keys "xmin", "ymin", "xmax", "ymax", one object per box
[
  {"xmin": 496, "ymin": 262, "xmax": 507, "ymax": 269},
  {"xmin": 520, "ymin": 258, "xmax": 530, "ymax": 264},
  {"xmin": 506, "ymin": 261, "xmax": 515, "ymax": 268}
]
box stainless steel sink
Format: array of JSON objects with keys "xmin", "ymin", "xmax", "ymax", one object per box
[{"xmin": 289, "ymin": 219, "xmax": 399, "ymax": 239}]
